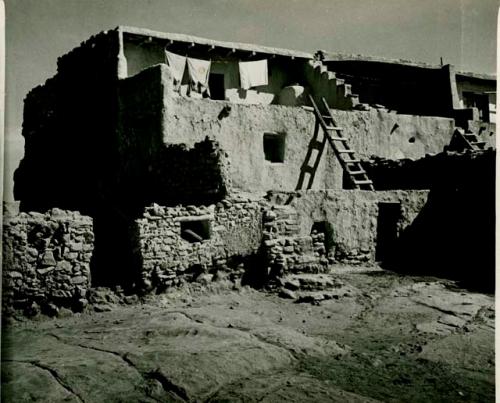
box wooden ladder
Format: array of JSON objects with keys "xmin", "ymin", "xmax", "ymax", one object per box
[{"xmin": 305, "ymin": 95, "xmax": 374, "ymax": 190}]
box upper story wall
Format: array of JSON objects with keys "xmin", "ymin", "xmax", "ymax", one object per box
[
  {"xmin": 130, "ymin": 65, "xmax": 457, "ymax": 195},
  {"xmin": 121, "ymin": 30, "xmax": 310, "ymax": 106}
]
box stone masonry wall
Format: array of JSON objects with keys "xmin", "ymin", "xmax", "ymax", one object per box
[
  {"xmin": 2, "ymin": 209, "xmax": 94, "ymax": 315},
  {"xmin": 132, "ymin": 194, "xmax": 263, "ymax": 291},
  {"xmin": 262, "ymin": 204, "xmax": 328, "ymax": 278}
]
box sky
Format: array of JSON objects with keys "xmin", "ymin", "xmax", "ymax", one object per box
[{"xmin": 3, "ymin": 0, "xmax": 498, "ymax": 201}]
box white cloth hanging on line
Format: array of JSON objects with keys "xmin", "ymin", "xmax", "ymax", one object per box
[
  {"xmin": 187, "ymin": 57, "xmax": 211, "ymax": 97},
  {"xmin": 165, "ymin": 50, "xmax": 186, "ymax": 90},
  {"xmin": 239, "ymin": 59, "xmax": 268, "ymax": 90}
]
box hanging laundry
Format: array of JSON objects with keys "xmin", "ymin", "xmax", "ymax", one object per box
[
  {"xmin": 165, "ymin": 50, "xmax": 186, "ymax": 90},
  {"xmin": 239, "ymin": 59, "xmax": 268, "ymax": 90},
  {"xmin": 187, "ymin": 57, "xmax": 211, "ymax": 97}
]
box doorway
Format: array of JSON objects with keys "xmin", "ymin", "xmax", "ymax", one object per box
[{"xmin": 375, "ymin": 202, "xmax": 401, "ymax": 262}]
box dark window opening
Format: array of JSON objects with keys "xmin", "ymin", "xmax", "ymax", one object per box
[
  {"xmin": 263, "ymin": 133, "xmax": 286, "ymax": 163},
  {"xmin": 209, "ymin": 73, "xmax": 225, "ymax": 101},
  {"xmin": 180, "ymin": 219, "xmax": 211, "ymax": 243},
  {"xmin": 375, "ymin": 203, "xmax": 401, "ymax": 262}
]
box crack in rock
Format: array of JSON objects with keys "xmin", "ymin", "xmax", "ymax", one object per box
[
  {"xmin": 147, "ymin": 368, "xmax": 189, "ymax": 402},
  {"xmin": 3, "ymin": 359, "xmax": 85, "ymax": 403},
  {"xmin": 49, "ymin": 334, "xmax": 182, "ymax": 403}
]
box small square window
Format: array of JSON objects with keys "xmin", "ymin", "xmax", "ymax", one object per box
[
  {"xmin": 263, "ymin": 132, "xmax": 286, "ymax": 163},
  {"xmin": 180, "ymin": 219, "xmax": 211, "ymax": 243}
]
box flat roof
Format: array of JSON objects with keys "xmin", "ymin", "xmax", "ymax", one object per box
[
  {"xmin": 317, "ymin": 50, "xmax": 496, "ymax": 81},
  {"xmin": 118, "ymin": 26, "xmax": 313, "ymax": 60}
]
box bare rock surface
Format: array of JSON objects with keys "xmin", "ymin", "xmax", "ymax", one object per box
[{"xmin": 1, "ymin": 268, "xmax": 494, "ymax": 402}]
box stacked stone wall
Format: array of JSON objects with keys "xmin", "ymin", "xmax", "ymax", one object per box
[
  {"xmin": 2, "ymin": 209, "xmax": 94, "ymax": 315},
  {"xmin": 133, "ymin": 194, "xmax": 263, "ymax": 291},
  {"xmin": 262, "ymin": 205, "xmax": 328, "ymax": 277}
]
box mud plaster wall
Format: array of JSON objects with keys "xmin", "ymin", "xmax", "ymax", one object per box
[
  {"xmin": 2, "ymin": 209, "xmax": 94, "ymax": 314},
  {"xmin": 123, "ymin": 36, "xmax": 306, "ymax": 105},
  {"xmin": 117, "ymin": 66, "xmax": 230, "ymax": 208},
  {"xmin": 268, "ymin": 190, "xmax": 430, "ymax": 264},
  {"xmin": 132, "ymin": 195, "xmax": 263, "ymax": 290},
  {"xmin": 159, "ymin": 75, "xmax": 455, "ymax": 193}
]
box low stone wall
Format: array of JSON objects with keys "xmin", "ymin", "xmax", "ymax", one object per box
[
  {"xmin": 262, "ymin": 205, "xmax": 328, "ymax": 277},
  {"xmin": 2, "ymin": 209, "xmax": 94, "ymax": 315},
  {"xmin": 132, "ymin": 194, "xmax": 263, "ymax": 291},
  {"xmin": 267, "ymin": 190, "xmax": 430, "ymax": 265}
]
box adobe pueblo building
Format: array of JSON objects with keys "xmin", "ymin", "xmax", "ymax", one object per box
[{"xmin": 3, "ymin": 26, "xmax": 496, "ymax": 315}]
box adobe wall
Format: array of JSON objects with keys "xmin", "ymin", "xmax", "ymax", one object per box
[
  {"xmin": 132, "ymin": 194, "xmax": 263, "ymax": 292},
  {"xmin": 117, "ymin": 65, "xmax": 230, "ymax": 208},
  {"xmin": 159, "ymin": 72, "xmax": 455, "ymax": 193},
  {"xmin": 267, "ymin": 189, "xmax": 430, "ymax": 264},
  {"xmin": 122, "ymin": 34, "xmax": 306, "ymax": 105},
  {"xmin": 2, "ymin": 209, "xmax": 94, "ymax": 316}
]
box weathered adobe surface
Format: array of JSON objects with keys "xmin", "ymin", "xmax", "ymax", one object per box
[
  {"xmin": 268, "ymin": 189, "xmax": 430, "ymax": 265},
  {"xmin": 2, "ymin": 208, "xmax": 94, "ymax": 316},
  {"xmin": 116, "ymin": 64, "xmax": 457, "ymax": 194}
]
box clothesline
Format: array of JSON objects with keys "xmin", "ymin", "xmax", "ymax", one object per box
[{"xmin": 164, "ymin": 50, "xmax": 269, "ymax": 94}]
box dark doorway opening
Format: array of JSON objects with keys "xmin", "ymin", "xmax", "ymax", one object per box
[
  {"xmin": 376, "ymin": 203, "xmax": 401, "ymax": 262},
  {"xmin": 209, "ymin": 73, "xmax": 225, "ymax": 101},
  {"xmin": 310, "ymin": 220, "xmax": 334, "ymax": 256}
]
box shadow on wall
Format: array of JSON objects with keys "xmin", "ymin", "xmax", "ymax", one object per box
[{"xmin": 381, "ymin": 184, "xmax": 495, "ymax": 293}]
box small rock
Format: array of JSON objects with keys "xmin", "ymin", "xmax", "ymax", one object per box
[
  {"xmin": 41, "ymin": 250, "xmax": 57, "ymax": 266},
  {"xmin": 279, "ymin": 288, "xmax": 297, "ymax": 300},
  {"xmin": 284, "ymin": 279, "xmax": 301, "ymax": 291},
  {"xmin": 94, "ymin": 303, "xmax": 112, "ymax": 313},
  {"xmin": 123, "ymin": 295, "xmax": 139, "ymax": 305}
]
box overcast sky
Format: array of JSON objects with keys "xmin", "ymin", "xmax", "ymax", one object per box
[{"xmin": 3, "ymin": 0, "xmax": 498, "ymax": 200}]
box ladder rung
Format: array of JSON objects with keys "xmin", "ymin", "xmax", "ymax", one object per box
[
  {"xmin": 353, "ymin": 179, "xmax": 373, "ymax": 185},
  {"xmin": 344, "ymin": 159, "xmax": 360, "ymax": 164},
  {"xmin": 338, "ymin": 149, "xmax": 355, "ymax": 153},
  {"xmin": 302, "ymin": 105, "xmax": 314, "ymax": 112},
  {"xmin": 348, "ymin": 169, "xmax": 366, "ymax": 175},
  {"xmin": 330, "ymin": 136, "xmax": 347, "ymax": 142},
  {"xmin": 464, "ymin": 133, "xmax": 476, "ymax": 138},
  {"xmin": 325, "ymin": 125, "xmax": 343, "ymax": 131},
  {"xmin": 471, "ymin": 141, "xmax": 486, "ymax": 146}
]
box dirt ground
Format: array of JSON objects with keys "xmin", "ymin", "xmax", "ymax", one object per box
[{"xmin": 1, "ymin": 266, "xmax": 495, "ymax": 402}]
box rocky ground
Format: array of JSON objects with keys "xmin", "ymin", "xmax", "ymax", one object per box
[{"xmin": 1, "ymin": 266, "xmax": 495, "ymax": 402}]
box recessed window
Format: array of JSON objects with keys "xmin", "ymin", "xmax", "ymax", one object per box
[
  {"xmin": 263, "ymin": 132, "xmax": 286, "ymax": 163},
  {"xmin": 209, "ymin": 73, "xmax": 225, "ymax": 100},
  {"xmin": 180, "ymin": 219, "xmax": 211, "ymax": 243}
]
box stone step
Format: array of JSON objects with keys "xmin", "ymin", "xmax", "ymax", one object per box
[{"xmin": 282, "ymin": 273, "xmax": 342, "ymax": 292}]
